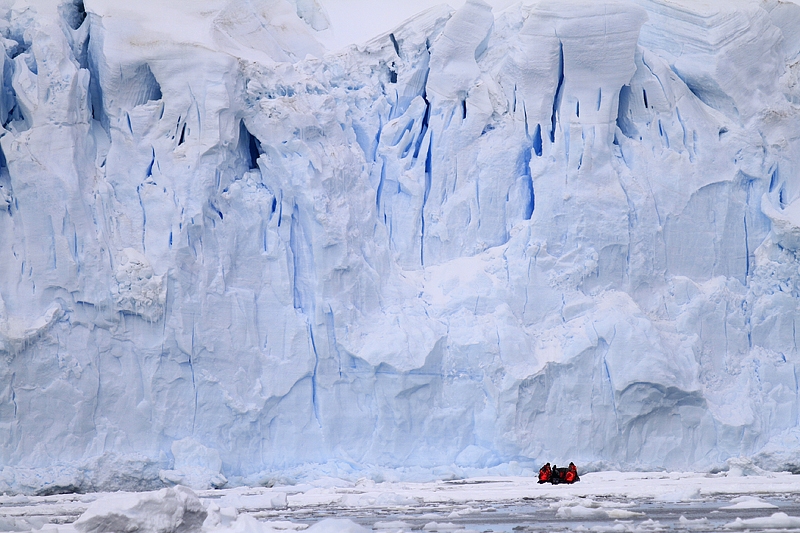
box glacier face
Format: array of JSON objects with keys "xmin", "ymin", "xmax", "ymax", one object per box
[{"xmin": 1, "ymin": 0, "xmax": 800, "ymax": 493}]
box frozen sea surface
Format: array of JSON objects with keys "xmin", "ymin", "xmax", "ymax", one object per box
[{"xmin": 4, "ymin": 472, "xmax": 800, "ymax": 532}]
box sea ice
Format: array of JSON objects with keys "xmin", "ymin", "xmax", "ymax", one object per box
[
  {"xmin": 5, "ymin": 472, "xmax": 800, "ymax": 533},
  {"xmin": 725, "ymin": 511, "xmax": 800, "ymax": 530},
  {"xmin": 719, "ymin": 495, "xmax": 778, "ymax": 510},
  {"xmin": 72, "ymin": 485, "xmax": 206, "ymax": 533}
]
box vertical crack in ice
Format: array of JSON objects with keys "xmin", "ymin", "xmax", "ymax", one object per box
[
  {"xmin": 376, "ymin": 158, "xmax": 386, "ymax": 212},
  {"xmin": 10, "ymin": 372, "xmax": 17, "ymax": 418},
  {"xmin": 616, "ymin": 85, "xmax": 636, "ymax": 142},
  {"xmin": 642, "ymin": 172, "xmax": 662, "ymax": 228},
  {"xmin": 420, "ymin": 128, "xmax": 433, "ymax": 267},
  {"xmin": 372, "ymin": 113, "xmax": 383, "ymax": 162},
  {"xmin": 640, "ymin": 54, "xmax": 667, "ymax": 99},
  {"xmin": 512, "ymin": 83, "xmax": 517, "ymax": 114},
  {"xmin": 412, "ymin": 96, "xmax": 431, "ymax": 160},
  {"xmin": 74, "ymin": 228, "xmax": 80, "ymax": 274},
  {"xmin": 603, "ymin": 350, "xmax": 620, "ymax": 434},
  {"xmin": 289, "ymin": 203, "xmax": 314, "ymax": 313},
  {"xmin": 519, "ymin": 102, "xmax": 535, "ymax": 219},
  {"xmin": 92, "ymin": 351, "xmax": 101, "ymax": 432},
  {"xmin": 501, "ymin": 248, "xmax": 511, "ymax": 284},
  {"xmin": 137, "ymin": 184, "xmax": 146, "ymax": 253},
  {"xmin": 769, "ymin": 166, "xmax": 779, "ymax": 192},
  {"xmin": 308, "ymin": 322, "xmax": 322, "ymax": 428},
  {"xmin": 374, "ymin": 109, "xmax": 386, "ymax": 210},
  {"xmin": 475, "ymin": 171, "xmax": 480, "ymax": 227},
  {"xmin": 240, "ymin": 121, "xmax": 263, "ymax": 170},
  {"xmin": 178, "ymin": 123, "xmax": 187, "ymax": 146},
  {"xmin": 189, "ymin": 87, "xmax": 201, "ymax": 136},
  {"xmin": 618, "ymin": 179, "xmax": 634, "ymax": 284},
  {"xmin": 523, "ymin": 257, "xmax": 532, "ymax": 319},
  {"xmin": 145, "ymin": 148, "xmax": 155, "ymax": 178},
  {"xmin": 592, "ymin": 322, "xmax": 619, "ymax": 434},
  {"xmin": 161, "ymin": 277, "xmax": 170, "ymax": 342},
  {"xmin": 723, "ymin": 301, "xmax": 729, "ymax": 369},
  {"xmin": 453, "ymin": 156, "xmax": 458, "ymax": 194},
  {"xmin": 48, "ymin": 215, "xmax": 56, "ymax": 271},
  {"xmin": 743, "ymin": 211, "xmax": 750, "ymax": 280},
  {"xmin": 190, "ymin": 322, "xmax": 198, "ymax": 435},
  {"xmin": 521, "ymin": 151, "xmax": 535, "ymax": 221},
  {"xmin": 286, "ymin": 199, "xmax": 322, "ymax": 425},
  {"xmin": 675, "ymin": 107, "xmax": 689, "ymax": 159},
  {"xmin": 743, "ymin": 177, "xmax": 752, "ymax": 281},
  {"xmin": 550, "ymin": 41, "xmax": 564, "ymax": 144},
  {"xmin": 326, "ymin": 304, "xmax": 342, "ymax": 377}
]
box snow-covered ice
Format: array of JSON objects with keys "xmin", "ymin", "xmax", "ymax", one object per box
[
  {"xmin": 719, "ymin": 495, "xmax": 778, "ymax": 510},
  {"xmin": 72, "ymin": 485, "xmax": 206, "ymax": 533},
  {"xmin": 4, "ymin": 472, "xmax": 800, "ymax": 532},
  {"xmin": 1, "ymin": 0, "xmax": 800, "ymax": 494}
]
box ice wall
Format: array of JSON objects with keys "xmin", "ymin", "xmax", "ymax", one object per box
[{"xmin": 1, "ymin": 0, "xmax": 800, "ymax": 493}]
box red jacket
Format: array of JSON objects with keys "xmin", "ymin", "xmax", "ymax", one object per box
[{"xmin": 538, "ymin": 464, "xmax": 552, "ymax": 482}]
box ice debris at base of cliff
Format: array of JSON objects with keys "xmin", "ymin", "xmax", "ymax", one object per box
[
  {"xmin": 6, "ymin": 472, "xmax": 800, "ymax": 533},
  {"xmin": 2, "ymin": 0, "xmax": 800, "ymax": 493}
]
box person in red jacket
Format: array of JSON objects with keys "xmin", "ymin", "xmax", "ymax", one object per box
[
  {"xmin": 565, "ymin": 462, "xmax": 580, "ymax": 483},
  {"xmin": 538, "ymin": 463, "xmax": 552, "ymax": 484}
]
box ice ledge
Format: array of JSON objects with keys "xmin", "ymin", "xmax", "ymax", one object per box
[
  {"xmin": 762, "ymin": 193, "xmax": 800, "ymax": 251},
  {"xmin": 0, "ymin": 302, "xmax": 63, "ymax": 354}
]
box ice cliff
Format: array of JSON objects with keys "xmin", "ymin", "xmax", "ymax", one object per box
[{"xmin": 2, "ymin": 0, "xmax": 800, "ymax": 494}]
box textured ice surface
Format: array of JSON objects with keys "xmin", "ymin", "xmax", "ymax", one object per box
[
  {"xmin": 5, "ymin": 472, "xmax": 800, "ymax": 532},
  {"xmin": 1, "ymin": 0, "xmax": 800, "ymax": 493},
  {"xmin": 72, "ymin": 485, "xmax": 206, "ymax": 533}
]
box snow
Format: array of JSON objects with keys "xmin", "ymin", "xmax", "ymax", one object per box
[
  {"xmin": 719, "ymin": 495, "xmax": 778, "ymax": 510},
  {"xmin": 725, "ymin": 512, "xmax": 800, "ymax": 530},
  {"xmin": 313, "ymin": 0, "xmax": 519, "ymax": 52},
  {"xmin": 4, "ymin": 472, "xmax": 800, "ymax": 532},
  {"xmin": 72, "ymin": 485, "xmax": 207, "ymax": 533},
  {"xmin": 1, "ymin": 0, "xmax": 800, "ymax": 495}
]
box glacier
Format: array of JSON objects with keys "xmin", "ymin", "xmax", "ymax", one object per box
[{"xmin": 1, "ymin": 0, "xmax": 800, "ymax": 494}]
